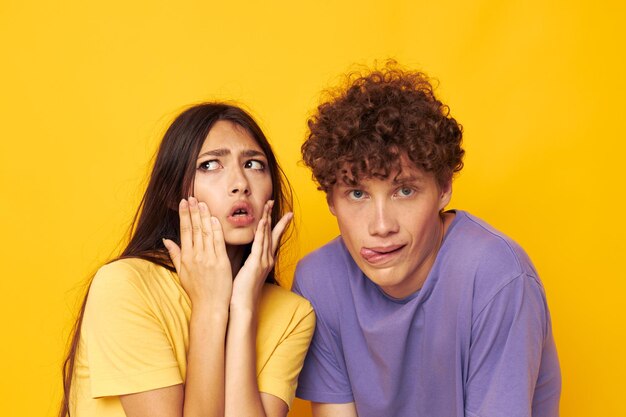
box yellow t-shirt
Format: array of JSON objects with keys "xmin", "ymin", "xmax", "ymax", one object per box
[{"xmin": 71, "ymin": 258, "xmax": 315, "ymax": 416}]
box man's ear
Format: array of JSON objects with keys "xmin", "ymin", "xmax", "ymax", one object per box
[
  {"xmin": 326, "ymin": 192, "xmax": 337, "ymax": 216},
  {"xmin": 439, "ymin": 178, "xmax": 453, "ymax": 210}
]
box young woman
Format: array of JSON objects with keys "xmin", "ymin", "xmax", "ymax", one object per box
[{"xmin": 60, "ymin": 103, "xmax": 315, "ymax": 417}]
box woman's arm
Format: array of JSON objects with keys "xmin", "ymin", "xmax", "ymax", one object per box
[
  {"xmin": 120, "ymin": 306, "xmax": 228, "ymax": 417},
  {"xmin": 121, "ymin": 198, "xmax": 291, "ymax": 417},
  {"xmin": 311, "ymin": 402, "xmax": 358, "ymax": 417},
  {"xmin": 120, "ymin": 197, "xmax": 233, "ymax": 417},
  {"xmin": 225, "ymin": 201, "xmax": 293, "ymax": 417}
]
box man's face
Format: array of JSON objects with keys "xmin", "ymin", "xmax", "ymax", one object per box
[{"xmin": 328, "ymin": 158, "xmax": 451, "ymax": 299}]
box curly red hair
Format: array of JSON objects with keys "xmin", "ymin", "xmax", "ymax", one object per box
[{"xmin": 302, "ymin": 61, "xmax": 464, "ymax": 191}]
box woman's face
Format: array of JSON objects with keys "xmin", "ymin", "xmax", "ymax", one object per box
[{"xmin": 193, "ymin": 120, "xmax": 273, "ymax": 245}]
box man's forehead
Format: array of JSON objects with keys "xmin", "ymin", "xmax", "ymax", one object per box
[
  {"xmin": 336, "ymin": 163, "xmax": 430, "ymax": 187},
  {"xmin": 391, "ymin": 167, "xmax": 428, "ymax": 183}
]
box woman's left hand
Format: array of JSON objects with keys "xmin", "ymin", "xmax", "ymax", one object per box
[{"xmin": 230, "ymin": 200, "xmax": 292, "ymax": 310}]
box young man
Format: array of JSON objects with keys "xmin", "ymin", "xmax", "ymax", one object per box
[{"xmin": 293, "ymin": 63, "xmax": 561, "ymax": 417}]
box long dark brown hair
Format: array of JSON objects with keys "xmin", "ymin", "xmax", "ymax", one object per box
[{"xmin": 59, "ymin": 103, "xmax": 293, "ymax": 417}]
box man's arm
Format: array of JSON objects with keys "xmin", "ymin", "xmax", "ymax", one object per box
[
  {"xmin": 312, "ymin": 402, "xmax": 358, "ymax": 417},
  {"xmin": 465, "ymin": 274, "xmax": 560, "ymax": 417}
]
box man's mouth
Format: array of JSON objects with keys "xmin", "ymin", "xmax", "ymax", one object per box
[{"xmin": 360, "ymin": 245, "xmax": 405, "ymax": 264}]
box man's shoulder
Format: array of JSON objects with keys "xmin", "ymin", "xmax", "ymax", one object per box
[
  {"xmin": 297, "ymin": 236, "xmax": 352, "ymax": 275},
  {"xmin": 294, "ymin": 237, "xmax": 356, "ymax": 303},
  {"xmin": 449, "ymin": 211, "xmax": 535, "ymax": 275},
  {"xmin": 445, "ymin": 211, "xmax": 543, "ymax": 306}
]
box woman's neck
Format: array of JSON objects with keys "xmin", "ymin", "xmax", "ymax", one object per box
[{"xmin": 226, "ymin": 244, "xmax": 245, "ymax": 278}]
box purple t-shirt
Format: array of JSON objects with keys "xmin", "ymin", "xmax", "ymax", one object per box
[{"xmin": 293, "ymin": 211, "xmax": 560, "ymax": 417}]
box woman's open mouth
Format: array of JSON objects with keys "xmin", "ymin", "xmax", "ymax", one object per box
[{"xmin": 226, "ymin": 202, "xmax": 255, "ymax": 227}]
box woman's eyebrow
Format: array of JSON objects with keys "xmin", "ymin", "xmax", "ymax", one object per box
[
  {"xmin": 197, "ymin": 148, "xmax": 266, "ymax": 159},
  {"xmin": 197, "ymin": 148, "xmax": 230, "ymax": 158},
  {"xmin": 240, "ymin": 149, "xmax": 266, "ymax": 158}
]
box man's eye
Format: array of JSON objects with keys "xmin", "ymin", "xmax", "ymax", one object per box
[
  {"xmin": 198, "ymin": 160, "xmax": 221, "ymax": 171},
  {"xmin": 398, "ymin": 187, "xmax": 414, "ymax": 197},
  {"xmin": 349, "ymin": 190, "xmax": 365, "ymax": 199},
  {"xmin": 244, "ymin": 160, "xmax": 265, "ymax": 170}
]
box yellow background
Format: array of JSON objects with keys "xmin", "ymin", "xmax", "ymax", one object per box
[{"xmin": 1, "ymin": 1, "xmax": 624, "ymax": 416}]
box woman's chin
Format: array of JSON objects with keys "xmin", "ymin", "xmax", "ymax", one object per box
[{"xmin": 223, "ymin": 229, "xmax": 255, "ymax": 246}]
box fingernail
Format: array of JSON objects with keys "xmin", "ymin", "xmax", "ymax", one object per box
[
  {"xmin": 211, "ymin": 216, "xmax": 219, "ymax": 225},
  {"xmin": 180, "ymin": 199, "xmax": 188, "ymax": 209},
  {"xmin": 199, "ymin": 202, "xmax": 207, "ymax": 212}
]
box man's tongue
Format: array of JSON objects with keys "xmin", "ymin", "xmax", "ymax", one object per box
[
  {"xmin": 360, "ymin": 246, "xmax": 403, "ymax": 262},
  {"xmin": 361, "ymin": 247, "xmax": 385, "ymax": 260}
]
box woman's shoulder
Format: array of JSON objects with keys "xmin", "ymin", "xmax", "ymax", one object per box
[
  {"xmin": 91, "ymin": 257, "xmax": 173, "ymax": 293},
  {"xmin": 261, "ymin": 283, "xmax": 313, "ymax": 308},
  {"xmin": 257, "ymin": 284, "xmax": 316, "ymax": 349},
  {"xmin": 86, "ymin": 258, "xmax": 185, "ymax": 319},
  {"xmin": 260, "ymin": 283, "xmax": 315, "ymax": 318}
]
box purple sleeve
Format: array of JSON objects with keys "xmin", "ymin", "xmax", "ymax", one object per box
[
  {"xmin": 292, "ymin": 268, "xmax": 354, "ymax": 404},
  {"xmin": 465, "ymin": 274, "xmax": 560, "ymax": 417}
]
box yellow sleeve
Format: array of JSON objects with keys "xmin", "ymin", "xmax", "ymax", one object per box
[
  {"xmin": 83, "ymin": 261, "xmax": 183, "ymax": 397},
  {"xmin": 257, "ymin": 298, "xmax": 316, "ymax": 408}
]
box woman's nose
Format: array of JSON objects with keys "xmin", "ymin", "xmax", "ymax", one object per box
[{"xmin": 229, "ymin": 168, "xmax": 250, "ymax": 195}]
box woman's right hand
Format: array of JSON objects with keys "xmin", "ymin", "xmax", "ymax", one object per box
[{"xmin": 163, "ymin": 197, "xmax": 233, "ymax": 310}]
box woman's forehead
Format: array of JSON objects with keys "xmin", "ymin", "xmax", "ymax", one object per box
[{"xmin": 199, "ymin": 120, "xmax": 264, "ymax": 154}]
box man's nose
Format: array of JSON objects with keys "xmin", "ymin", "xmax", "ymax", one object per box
[{"xmin": 368, "ymin": 199, "xmax": 399, "ymax": 237}]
